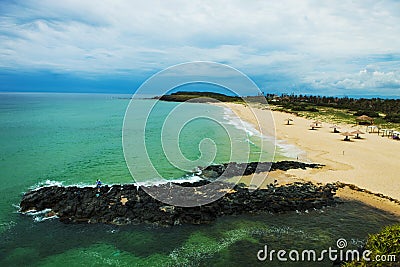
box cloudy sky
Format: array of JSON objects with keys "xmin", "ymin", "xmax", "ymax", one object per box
[{"xmin": 1, "ymin": 0, "xmax": 400, "ymax": 96}]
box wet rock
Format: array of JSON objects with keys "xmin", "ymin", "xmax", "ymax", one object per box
[
  {"xmin": 20, "ymin": 180, "xmax": 338, "ymax": 226},
  {"xmin": 199, "ymin": 161, "xmax": 324, "ymax": 180}
]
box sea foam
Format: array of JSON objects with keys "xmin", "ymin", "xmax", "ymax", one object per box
[{"xmin": 221, "ymin": 107, "xmax": 306, "ymax": 160}]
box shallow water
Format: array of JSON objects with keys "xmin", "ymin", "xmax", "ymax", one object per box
[
  {"xmin": 1, "ymin": 201, "xmax": 399, "ymax": 266},
  {"xmin": 0, "ymin": 93, "xmax": 286, "ymax": 230}
]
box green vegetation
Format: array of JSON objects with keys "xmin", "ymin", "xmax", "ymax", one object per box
[
  {"xmin": 273, "ymin": 101, "xmax": 320, "ymax": 112},
  {"xmin": 267, "ymin": 94, "xmax": 400, "ymax": 125},
  {"xmin": 353, "ymin": 110, "xmax": 380, "ymax": 118},
  {"xmin": 343, "ymin": 224, "xmax": 400, "ymax": 267},
  {"xmin": 157, "ymin": 91, "xmax": 270, "ymax": 104},
  {"xmin": 157, "ymin": 91, "xmax": 244, "ymax": 103},
  {"xmin": 385, "ymin": 114, "xmax": 400, "ymax": 123},
  {"xmin": 267, "ymin": 94, "xmax": 400, "ymax": 131}
]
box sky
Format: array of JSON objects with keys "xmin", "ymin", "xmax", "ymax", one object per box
[{"xmin": 1, "ymin": 0, "xmax": 400, "ymax": 97}]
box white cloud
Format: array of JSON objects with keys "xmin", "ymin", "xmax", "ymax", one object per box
[
  {"xmin": 0, "ymin": 0, "xmax": 400, "ymax": 94},
  {"xmin": 306, "ymin": 67, "xmax": 400, "ymax": 93}
]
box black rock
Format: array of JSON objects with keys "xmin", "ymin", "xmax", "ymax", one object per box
[
  {"xmin": 199, "ymin": 161, "xmax": 324, "ymax": 180},
  {"xmin": 20, "ymin": 180, "xmax": 337, "ymax": 226}
]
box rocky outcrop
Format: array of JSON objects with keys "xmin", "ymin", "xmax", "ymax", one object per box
[
  {"xmin": 335, "ymin": 182, "xmax": 400, "ymax": 205},
  {"xmin": 20, "ymin": 179, "xmax": 338, "ymax": 226},
  {"xmin": 198, "ymin": 161, "xmax": 324, "ymax": 179}
]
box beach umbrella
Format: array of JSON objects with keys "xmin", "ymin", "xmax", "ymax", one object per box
[
  {"xmin": 285, "ymin": 118, "xmax": 293, "ymax": 125},
  {"xmin": 313, "ymin": 120, "xmax": 322, "ymax": 127},
  {"xmin": 356, "ymin": 115, "xmax": 374, "ymax": 125},
  {"xmin": 351, "ymin": 130, "xmax": 365, "ymax": 139},
  {"xmin": 341, "ymin": 131, "xmax": 354, "ymax": 141},
  {"xmin": 330, "ymin": 125, "xmax": 341, "ymax": 133}
]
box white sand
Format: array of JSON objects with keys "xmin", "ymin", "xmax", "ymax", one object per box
[{"xmin": 217, "ymin": 102, "xmax": 400, "ymax": 203}]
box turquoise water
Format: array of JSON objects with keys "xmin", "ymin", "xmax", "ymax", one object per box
[
  {"xmin": 123, "ymin": 98, "xmax": 278, "ymax": 183},
  {"xmin": 0, "ymin": 92, "xmax": 280, "ymax": 232},
  {"xmin": 0, "ymin": 93, "xmax": 399, "ymax": 266}
]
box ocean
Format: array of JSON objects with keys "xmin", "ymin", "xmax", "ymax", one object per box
[{"xmin": 0, "ymin": 93, "xmax": 398, "ymax": 266}]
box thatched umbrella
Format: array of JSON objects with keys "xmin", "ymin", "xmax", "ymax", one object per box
[
  {"xmin": 313, "ymin": 120, "xmax": 322, "ymax": 127},
  {"xmin": 310, "ymin": 123, "xmax": 318, "ymax": 130},
  {"xmin": 341, "ymin": 131, "xmax": 354, "ymax": 141},
  {"xmin": 330, "ymin": 125, "xmax": 341, "ymax": 133},
  {"xmin": 285, "ymin": 118, "xmax": 293, "ymax": 125},
  {"xmin": 356, "ymin": 115, "xmax": 374, "ymax": 125},
  {"xmin": 351, "ymin": 130, "xmax": 365, "ymax": 139}
]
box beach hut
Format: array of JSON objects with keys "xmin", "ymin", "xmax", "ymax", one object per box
[
  {"xmin": 330, "ymin": 125, "xmax": 341, "ymax": 133},
  {"xmin": 341, "ymin": 131, "xmax": 354, "ymax": 141},
  {"xmin": 356, "ymin": 115, "xmax": 374, "ymax": 125},
  {"xmin": 351, "ymin": 130, "xmax": 365, "ymax": 139},
  {"xmin": 366, "ymin": 125, "xmax": 379, "ymax": 133},
  {"xmin": 378, "ymin": 128, "xmax": 394, "ymax": 137},
  {"xmin": 285, "ymin": 118, "xmax": 293, "ymax": 125}
]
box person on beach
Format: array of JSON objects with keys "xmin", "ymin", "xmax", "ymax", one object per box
[
  {"xmin": 96, "ymin": 179, "xmax": 102, "ymax": 193},
  {"xmin": 95, "ymin": 179, "xmax": 102, "ymax": 197}
]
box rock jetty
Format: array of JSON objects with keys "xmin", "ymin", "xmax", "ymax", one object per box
[
  {"xmin": 198, "ymin": 161, "xmax": 324, "ymax": 179},
  {"xmin": 20, "ymin": 167, "xmax": 338, "ymax": 226}
]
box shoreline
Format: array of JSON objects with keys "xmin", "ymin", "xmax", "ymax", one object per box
[{"xmin": 216, "ymin": 102, "xmax": 400, "ymax": 216}]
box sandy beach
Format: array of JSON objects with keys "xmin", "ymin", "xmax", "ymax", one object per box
[{"xmin": 218, "ymin": 102, "xmax": 400, "ymax": 215}]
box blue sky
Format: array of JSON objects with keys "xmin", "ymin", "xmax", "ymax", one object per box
[{"xmin": 1, "ymin": 0, "xmax": 400, "ymax": 97}]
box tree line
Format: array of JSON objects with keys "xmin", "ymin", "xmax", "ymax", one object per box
[{"xmin": 265, "ymin": 94, "xmax": 400, "ymax": 123}]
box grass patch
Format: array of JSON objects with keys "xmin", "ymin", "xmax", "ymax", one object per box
[{"xmin": 269, "ymin": 104, "xmax": 400, "ymax": 131}]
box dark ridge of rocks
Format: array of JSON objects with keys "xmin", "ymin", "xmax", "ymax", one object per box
[
  {"xmin": 335, "ymin": 182, "xmax": 400, "ymax": 205},
  {"xmin": 20, "ymin": 180, "xmax": 338, "ymax": 226},
  {"xmin": 173, "ymin": 180, "xmax": 211, "ymax": 187},
  {"xmin": 198, "ymin": 161, "xmax": 324, "ymax": 179},
  {"xmin": 270, "ymin": 161, "xmax": 324, "ymax": 171}
]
